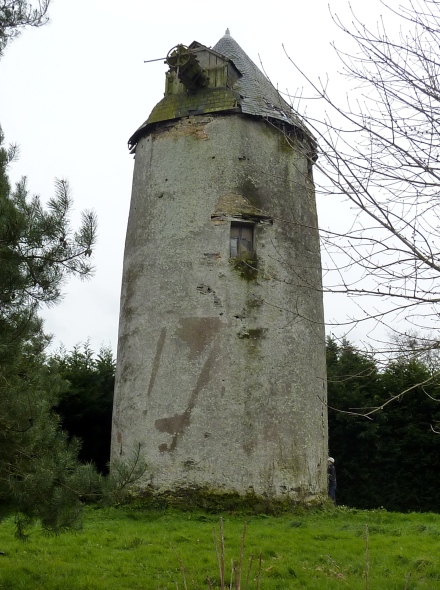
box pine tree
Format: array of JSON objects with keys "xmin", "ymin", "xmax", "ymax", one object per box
[
  {"xmin": 53, "ymin": 343, "xmax": 115, "ymax": 474},
  {"xmin": 0, "ymin": 128, "xmax": 101, "ymax": 537},
  {"xmin": 0, "ymin": 1, "xmax": 51, "ymax": 56}
]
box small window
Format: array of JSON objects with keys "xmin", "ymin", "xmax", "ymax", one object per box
[{"xmin": 230, "ymin": 222, "xmax": 254, "ymax": 258}]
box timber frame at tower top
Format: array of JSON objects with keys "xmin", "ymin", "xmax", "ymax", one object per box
[{"xmin": 128, "ymin": 39, "xmax": 317, "ymax": 163}]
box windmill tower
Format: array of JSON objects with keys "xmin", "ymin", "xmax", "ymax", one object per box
[{"xmin": 111, "ymin": 31, "xmax": 328, "ymax": 502}]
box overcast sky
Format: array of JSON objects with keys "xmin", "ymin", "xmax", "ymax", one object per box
[{"xmin": 0, "ymin": 0, "xmax": 391, "ymax": 355}]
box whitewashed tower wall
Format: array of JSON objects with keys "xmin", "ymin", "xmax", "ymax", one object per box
[{"xmin": 111, "ymin": 32, "xmax": 328, "ymax": 500}]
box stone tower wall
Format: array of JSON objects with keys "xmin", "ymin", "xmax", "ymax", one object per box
[{"xmin": 111, "ymin": 113, "xmax": 327, "ymax": 500}]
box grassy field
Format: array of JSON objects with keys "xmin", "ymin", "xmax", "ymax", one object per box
[{"xmin": 0, "ymin": 505, "xmax": 439, "ymax": 589}]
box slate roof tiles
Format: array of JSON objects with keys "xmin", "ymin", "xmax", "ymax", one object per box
[
  {"xmin": 213, "ymin": 30, "xmax": 308, "ymax": 133},
  {"xmin": 129, "ymin": 30, "xmax": 311, "ymax": 148}
]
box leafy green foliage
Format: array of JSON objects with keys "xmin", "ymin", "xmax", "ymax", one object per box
[
  {"xmin": 370, "ymin": 359, "xmax": 440, "ymax": 511},
  {"xmin": 0, "ymin": 128, "xmax": 101, "ymax": 536},
  {"xmin": 0, "ymin": 326, "xmax": 103, "ymax": 539},
  {"xmin": 0, "ymin": 175, "xmax": 96, "ymax": 310},
  {"xmin": 327, "ymin": 337, "xmax": 440, "ymax": 511},
  {"xmin": 0, "ymin": 9, "xmax": 113, "ymax": 538},
  {"xmin": 52, "ymin": 343, "xmax": 115, "ymax": 473},
  {"xmin": 0, "ymin": 127, "xmax": 97, "ymax": 367},
  {"xmin": 103, "ymin": 444, "xmax": 148, "ymax": 504}
]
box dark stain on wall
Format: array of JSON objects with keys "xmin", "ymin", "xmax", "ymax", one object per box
[
  {"xmin": 155, "ymin": 409, "xmax": 191, "ymax": 452},
  {"xmin": 155, "ymin": 342, "xmax": 219, "ymax": 452},
  {"xmin": 177, "ymin": 316, "xmax": 221, "ymax": 360},
  {"xmin": 147, "ymin": 327, "xmax": 167, "ymax": 397}
]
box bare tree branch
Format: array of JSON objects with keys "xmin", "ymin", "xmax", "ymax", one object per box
[{"xmin": 284, "ymin": 0, "xmax": 440, "ymax": 355}]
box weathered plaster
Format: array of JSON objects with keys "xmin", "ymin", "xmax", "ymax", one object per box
[{"xmin": 112, "ymin": 112, "xmax": 327, "ymax": 501}]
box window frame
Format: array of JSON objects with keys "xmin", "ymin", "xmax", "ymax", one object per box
[{"xmin": 230, "ymin": 221, "xmax": 255, "ymax": 259}]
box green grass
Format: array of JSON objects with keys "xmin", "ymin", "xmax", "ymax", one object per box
[{"xmin": 0, "ymin": 505, "xmax": 440, "ymax": 589}]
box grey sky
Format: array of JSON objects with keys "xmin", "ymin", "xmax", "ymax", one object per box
[{"xmin": 0, "ymin": 0, "xmax": 388, "ymax": 354}]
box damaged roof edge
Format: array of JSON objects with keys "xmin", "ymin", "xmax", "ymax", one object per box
[
  {"xmin": 128, "ymin": 112, "xmax": 316, "ymax": 156},
  {"xmin": 128, "ymin": 34, "xmax": 316, "ymax": 153}
]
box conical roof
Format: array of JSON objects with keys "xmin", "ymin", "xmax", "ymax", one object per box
[
  {"xmin": 213, "ymin": 30, "xmax": 308, "ymax": 132},
  {"xmin": 128, "ymin": 31, "xmax": 312, "ymax": 149}
]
